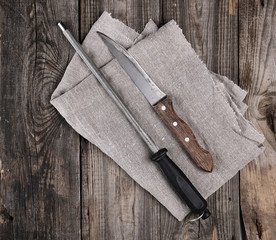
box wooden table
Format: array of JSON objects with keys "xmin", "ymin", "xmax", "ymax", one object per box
[{"xmin": 0, "ymin": 0, "xmax": 275, "ymax": 239}]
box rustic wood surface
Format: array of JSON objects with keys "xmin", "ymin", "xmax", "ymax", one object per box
[
  {"xmin": 0, "ymin": 0, "xmax": 275, "ymax": 239},
  {"xmin": 239, "ymin": 1, "xmax": 276, "ymax": 240}
]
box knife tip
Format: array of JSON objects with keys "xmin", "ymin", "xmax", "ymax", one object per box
[
  {"xmin": 96, "ymin": 31, "xmax": 111, "ymax": 42},
  {"xmin": 96, "ymin": 31, "xmax": 103, "ymax": 37}
]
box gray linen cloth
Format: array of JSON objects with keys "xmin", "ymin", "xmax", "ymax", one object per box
[{"xmin": 51, "ymin": 12, "xmax": 265, "ymax": 221}]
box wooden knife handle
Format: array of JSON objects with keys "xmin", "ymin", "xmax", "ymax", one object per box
[{"xmin": 153, "ymin": 97, "xmax": 214, "ymax": 172}]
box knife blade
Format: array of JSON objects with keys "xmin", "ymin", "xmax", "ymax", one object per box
[
  {"xmin": 97, "ymin": 32, "xmax": 214, "ymax": 172},
  {"xmin": 58, "ymin": 22, "xmax": 210, "ymax": 220}
]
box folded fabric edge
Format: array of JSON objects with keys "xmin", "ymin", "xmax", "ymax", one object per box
[
  {"xmin": 210, "ymin": 72, "xmax": 248, "ymax": 113},
  {"xmin": 206, "ymin": 141, "xmax": 265, "ymax": 196},
  {"xmin": 132, "ymin": 19, "xmax": 159, "ymax": 45},
  {"xmin": 211, "ymin": 72, "xmax": 248, "ymax": 102},
  {"xmin": 101, "ymin": 11, "xmax": 141, "ymax": 35}
]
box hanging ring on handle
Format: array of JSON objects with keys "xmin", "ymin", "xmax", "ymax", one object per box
[{"xmin": 189, "ymin": 212, "xmax": 205, "ymax": 222}]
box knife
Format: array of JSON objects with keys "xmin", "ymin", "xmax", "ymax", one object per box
[
  {"xmin": 58, "ymin": 22, "xmax": 210, "ymax": 219},
  {"xmin": 97, "ymin": 32, "xmax": 214, "ymax": 172}
]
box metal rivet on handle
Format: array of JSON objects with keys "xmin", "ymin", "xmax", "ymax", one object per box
[
  {"xmin": 173, "ymin": 121, "xmax": 178, "ymax": 126},
  {"xmin": 185, "ymin": 137, "xmax": 190, "ymax": 142},
  {"xmin": 161, "ymin": 105, "xmax": 166, "ymax": 111}
]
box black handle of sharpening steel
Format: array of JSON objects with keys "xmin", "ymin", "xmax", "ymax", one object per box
[{"xmin": 152, "ymin": 148, "xmax": 210, "ymax": 219}]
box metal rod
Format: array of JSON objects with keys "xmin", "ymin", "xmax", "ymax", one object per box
[{"xmin": 58, "ymin": 22, "xmax": 159, "ymax": 153}]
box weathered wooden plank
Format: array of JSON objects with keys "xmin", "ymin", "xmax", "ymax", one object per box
[
  {"xmin": 163, "ymin": 0, "xmax": 240, "ymax": 239},
  {"xmin": 79, "ymin": 0, "xmax": 163, "ymax": 41},
  {"xmin": 239, "ymin": 0, "xmax": 276, "ymax": 239},
  {"xmin": 0, "ymin": 1, "xmax": 80, "ymax": 239},
  {"xmin": 2, "ymin": 0, "xmax": 272, "ymax": 239}
]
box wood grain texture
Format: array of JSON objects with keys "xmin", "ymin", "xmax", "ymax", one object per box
[
  {"xmin": 0, "ymin": 0, "xmax": 274, "ymax": 239},
  {"xmin": 239, "ymin": 0, "xmax": 276, "ymax": 239},
  {"xmin": 154, "ymin": 97, "xmax": 214, "ymax": 172},
  {"xmin": 0, "ymin": 0, "xmax": 80, "ymax": 239}
]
